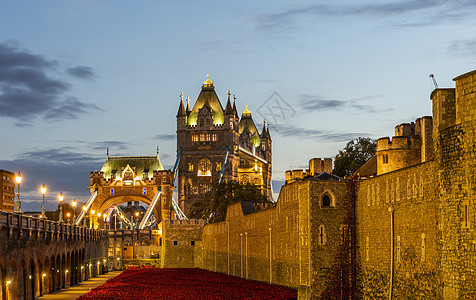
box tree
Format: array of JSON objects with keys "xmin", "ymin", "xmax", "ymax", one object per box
[
  {"xmin": 189, "ymin": 180, "xmax": 269, "ymax": 223},
  {"xmin": 334, "ymin": 137, "xmax": 376, "ymax": 178}
]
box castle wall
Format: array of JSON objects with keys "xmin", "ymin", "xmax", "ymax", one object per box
[
  {"xmin": 431, "ymin": 71, "xmax": 476, "ymax": 299},
  {"xmin": 356, "ymin": 161, "xmax": 442, "ymax": 299},
  {"xmin": 198, "ymin": 178, "xmax": 348, "ymax": 299},
  {"xmin": 161, "ymin": 219, "xmax": 203, "ymax": 268}
]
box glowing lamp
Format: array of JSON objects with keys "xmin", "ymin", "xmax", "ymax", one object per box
[
  {"xmin": 58, "ymin": 192, "xmax": 64, "ymax": 202},
  {"xmin": 72, "ymin": 199, "xmax": 77, "ymax": 208},
  {"xmin": 15, "ymin": 172, "xmax": 22, "ymax": 184},
  {"xmin": 40, "ymin": 184, "xmax": 47, "ymax": 195}
]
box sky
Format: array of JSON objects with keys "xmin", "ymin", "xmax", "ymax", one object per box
[{"xmin": 1, "ymin": 0, "xmax": 475, "ymax": 211}]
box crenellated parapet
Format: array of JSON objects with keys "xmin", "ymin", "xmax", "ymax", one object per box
[{"xmin": 376, "ymin": 115, "xmax": 433, "ymax": 175}]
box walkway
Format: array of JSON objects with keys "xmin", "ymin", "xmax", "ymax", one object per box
[{"xmin": 40, "ymin": 271, "xmax": 122, "ymax": 300}]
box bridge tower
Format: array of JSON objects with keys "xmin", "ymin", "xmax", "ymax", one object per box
[
  {"xmin": 86, "ymin": 149, "xmax": 174, "ymax": 228},
  {"xmin": 176, "ymin": 75, "xmax": 272, "ymax": 215}
]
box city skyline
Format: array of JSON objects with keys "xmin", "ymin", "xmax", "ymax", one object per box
[{"xmin": 1, "ymin": 1, "xmax": 476, "ymax": 210}]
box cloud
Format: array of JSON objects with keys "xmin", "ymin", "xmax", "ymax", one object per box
[
  {"xmin": 0, "ymin": 41, "xmax": 99, "ymax": 123},
  {"xmin": 155, "ymin": 134, "xmax": 176, "ymax": 140},
  {"xmin": 448, "ymin": 38, "xmax": 476, "ymax": 60},
  {"xmin": 67, "ymin": 66, "xmax": 95, "ymax": 80},
  {"xmin": 253, "ymin": 0, "xmax": 474, "ymax": 32},
  {"xmin": 90, "ymin": 141, "xmax": 129, "ymax": 151},
  {"xmin": 273, "ymin": 124, "xmax": 369, "ymax": 142},
  {"xmin": 298, "ymin": 94, "xmax": 382, "ymax": 112}
]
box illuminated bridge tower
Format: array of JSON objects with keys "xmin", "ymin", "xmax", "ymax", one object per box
[
  {"xmin": 176, "ymin": 75, "xmax": 272, "ymax": 215},
  {"xmin": 83, "ymin": 148, "xmax": 175, "ymax": 228}
]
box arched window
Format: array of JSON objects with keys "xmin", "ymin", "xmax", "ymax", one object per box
[
  {"xmin": 198, "ymin": 158, "xmax": 211, "ymax": 176},
  {"xmin": 321, "ymin": 191, "xmax": 335, "ymax": 208},
  {"xmin": 241, "ymin": 174, "xmax": 249, "ymax": 184}
]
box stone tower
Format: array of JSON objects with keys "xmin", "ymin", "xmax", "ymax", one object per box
[{"xmin": 176, "ymin": 75, "xmax": 272, "ymax": 215}]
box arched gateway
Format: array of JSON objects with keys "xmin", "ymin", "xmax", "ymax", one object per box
[{"xmin": 76, "ymin": 149, "xmax": 175, "ymax": 229}]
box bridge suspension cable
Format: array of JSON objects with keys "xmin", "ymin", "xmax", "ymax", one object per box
[
  {"xmin": 218, "ymin": 146, "xmax": 229, "ymax": 183},
  {"xmin": 75, "ymin": 190, "xmax": 98, "ymax": 226}
]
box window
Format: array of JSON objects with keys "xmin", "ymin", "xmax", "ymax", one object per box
[
  {"xmin": 200, "ymin": 134, "xmax": 205, "ymax": 141},
  {"xmin": 198, "ymin": 158, "xmax": 211, "ymax": 176},
  {"xmin": 143, "ymin": 188, "xmax": 147, "ymax": 195},
  {"xmin": 173, "ymin": 241, "xmax": 178, "ymax": 246},
  {"xmin": 318, "ymin": 225, "xmax": 326, "ymax": 245},
  {"xmin": 199, "ymin": 119, "xmax": 204, "ymax": 127},
  {"xmin": 382, "ymin": 154, "xmax": 389, "ymax": 164},
  {"xmin": 321, "ymin": 191, "xmax": 335, "ymax": 208},
  {"xmin": 191, "ymin": 241, "xmax": 195, "ymax": 246},
  {"xmin": 241, "ymin": 174, "xmax": 249, "ymax": 184},
  {"xmin": 110, "ymin": 189, "xmax": 114, "ymax": 195},
  {"xmin": 188, "ymin": 163, "xmax": 194, "ymax": 172},
  {"xmin": 192, "ymin": 134, "xmax": 199, "ymax": 142},
  {"xmin": 212, "ymin": 133, "xmax": 218, "ymax": 141},
  {"xmin": 205, "ymin": 134, "xmax": 210, "ymax": 141},
  {"xmin": 215, "ymin": 162, "xmax": 222, "ymax": 171}
]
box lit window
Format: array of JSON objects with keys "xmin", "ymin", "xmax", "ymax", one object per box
[
  {"xmin": 215, "ymin": 162, "xmax": 222, "ymax": 171},
  {"xmin": 212, "ymin": 134, "xmax": 218, "ymax": 141},
  {"xmin": 110, "ymin": 189, "xmax": 114, "ymax": 195},
  {"xmin": 192, "ymin": 134, "xmax": 199, "ymax": 142},
  {"xmin": 188, "ymin": 163, "xmax": 194, "ymax": 172},
  {"xmin": 200, "ymin": 134, "xmax": 205, "ymax": 141},
  {"xmin": 205, "ymin": 134, "xmax": 210, "ymax": 141},
  {"xmin": 198, "ymin": 158, "xmax": 211, "ymax": 176},
  {"xmin": 143, "ymin": 188, "xmax": 147, "ymax": 195}
]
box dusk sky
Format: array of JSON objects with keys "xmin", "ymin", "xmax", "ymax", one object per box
[{"xmin": 1, "ymin": 1, "xmax": 475, "ymax": 211}]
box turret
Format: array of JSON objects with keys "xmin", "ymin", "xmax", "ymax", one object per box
[{"xmin": 177, "ymin": 92, "xmax": 187, "ymax": 129}]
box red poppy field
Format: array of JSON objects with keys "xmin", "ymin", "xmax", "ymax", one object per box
[{"xmin": 78, "ymin": 267, "xmax": 297, "ymax": 299}]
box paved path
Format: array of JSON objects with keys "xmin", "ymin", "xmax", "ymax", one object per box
[{"xmin": 40, "ymin": 271, "xmax": 122, "ymax": 299}]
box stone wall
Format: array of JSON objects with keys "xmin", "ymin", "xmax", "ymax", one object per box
[
  {"xmin": 160, "ymin": 219, "xmax": 204, "ymax": 268},
  {"xmin": 356, "ymin": 161, "xmax": 441, "ymax": 299},
  {"xmin": 198, "ymin": 176, "xmax": 348, "ymax": 299}
]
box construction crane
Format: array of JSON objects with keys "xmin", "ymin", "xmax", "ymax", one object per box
[{"xmin": 429, "ymin": 74, "xmax": 438, "ymax": 89}]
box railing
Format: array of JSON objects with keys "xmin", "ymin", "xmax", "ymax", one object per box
[{"xmin": 0, "ymin": 210, "xmax": 107, "ymax": 238}]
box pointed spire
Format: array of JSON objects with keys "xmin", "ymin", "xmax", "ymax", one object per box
[
  {"xmin": 106, "ymin": 147, "xmax": 109, "ymax": 161},
  {"xmin": 232, "ymin": 94, "xmax": 238, "ymax": 118},
  {"xmin": 261, "ymin": 119, "xmax": 268, "ymax": 138},
  {"xmin": 157, "ymin": 146, "xmax": 160, "ymax": 159},
  {"xmin": 224, "ymin": 90, "xmax": 233, "ymax": 115},
  {"xmin": 177, "ymin": 92, "xmax": 186, "ymax": 117},
  {"xmin": 266, "ymin": 121, "xmax": 271, "ymax": 141},
  {"xmin": 186, "ymin": 96, "xmax": 191, "ymax": 115}
]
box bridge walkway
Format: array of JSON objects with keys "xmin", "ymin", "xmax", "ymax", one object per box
[{"xmin": 39, "ymin": 270, "xmax": 122, "ymax": 299}]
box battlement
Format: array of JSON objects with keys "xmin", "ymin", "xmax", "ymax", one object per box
[
  {"xmin": 163, "ymin": 219, "xmax": 204, "ymax": 226},
  {"xmin": 377, "ymin": 135, "xmax": 421, "ymax": 152},
  {"xmin": 309, "ymin": 158, "xmax": 332, "ymax": 175},
  {"xmin": 285, "ymin": 158, "xmax": 334, "ymax": 184}
]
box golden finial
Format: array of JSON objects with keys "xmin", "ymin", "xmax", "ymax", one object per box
[
  {"xmin": 203, "ymin": 73, "xmax": 213, "ymax": 87},
  {"xmin": 186, "ymin": 96, "xmax": 190, "ymax": 106},
  {"xmin": 243, "ymin": 104, "xmax": 251, "ymax": 116},
  {"xmin": 180, "ymin": 92, "xmax": 184, "ymax": 102}
]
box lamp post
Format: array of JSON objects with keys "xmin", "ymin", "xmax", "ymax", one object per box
[
  {"xmin": 14, "ymin": 172, "xmax": 22, "ymax": 213},
  {"xmin": 135, "ymin": 211, "xmax": 139, "ymax": 229},
  {"xmin": 91, "ymin": 210, "xmax": 95, "ymax": 229},
  {"xmin": 72, "ymin": 199, "xmax": 77, "ymax": 225},
  {"xmin": 97, "ymin": 212, "xmax": 102, "ymax": 229},
  {"xmin": 66, "ymin": 212, "xmax": 71, "ymax": 225},
  {"xmin": 58, "ymin": 192, "xmax": 64, "ymax": 222},
  {"xmin": 40, "ymin": 184, "xmax": 47, "ymax": 218}
]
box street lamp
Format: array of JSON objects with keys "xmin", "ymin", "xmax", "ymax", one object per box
[
  {"xmin": 14, "ymin": 172, "xmax": 22, "ymax": 213},
  {"xmin": 72, "ymin": 199, "xmax": 77, "ymax": 224},
  {"xmin": 58, "ymin": 192, "xmax": 64, "ymax": 222},
  {"xmin": 135, "ymin": 211, "xmax": 139, "ymax": 229},
  {"xmin": 91, "ymin": 210, "xmax": 95, "ymax": 229},
  {"xmin": 40, "ymin": 184, "xmax": 47, "ymax": 218},
  {"xmin": 97, "ymin": 212, "xmax": 102, "ymax": 230},
  {"xmin": 66, "ymin": 212, "xmax": 71, "ymax": 224}
]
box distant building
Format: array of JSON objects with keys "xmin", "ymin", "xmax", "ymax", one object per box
[
  {"xmin": 0, "ymin": 169, "xmax": 15, "ymax": 212},
  {"xmin": 176, "ymin": 75, "xmax": 272, "ymax": 215}
]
